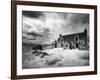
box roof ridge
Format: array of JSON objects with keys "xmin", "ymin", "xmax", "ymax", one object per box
[{"xmin": 62, "ymin": 32, "xmax": 85, "ymax": 37}]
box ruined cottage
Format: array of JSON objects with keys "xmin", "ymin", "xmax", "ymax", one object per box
[{"xmin": 53, "ymin": 28, "xmax": 89, "ymax": 50}]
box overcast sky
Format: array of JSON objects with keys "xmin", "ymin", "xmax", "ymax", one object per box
[{"xmin": 22, "ymin": 11, "xmax": 89, "ymax": 44}]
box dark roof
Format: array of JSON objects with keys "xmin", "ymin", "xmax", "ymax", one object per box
[{"xmin": 63, "ymin": 32, "xmax": 85, "ymax": 39}]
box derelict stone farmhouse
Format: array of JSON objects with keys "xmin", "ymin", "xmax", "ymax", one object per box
[{"xmin": 53, "ymin": 28, "xmax": 89, "ymax": 50}]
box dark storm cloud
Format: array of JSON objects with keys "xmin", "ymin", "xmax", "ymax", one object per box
[
  {"xmin": 22, "ymin": 36, "xmax": 36, "ymax": 40},
  {"xmin": 22, "ymin": 11, "xmax": 43, "ymax": 18},
  {"xmin": 82, "ymin": 14, "xmax": 89, "ymax": 24},
  {"xmin": 27, "ymin": 31, "xmax": 42, "ymax": 37},
  {"xmin": 61, "ymin": 13, "xmax": 89, "ymax": 35},
  {"xmin": 69, "ymin": 13, "xmax": 89, "ymax": 24}
]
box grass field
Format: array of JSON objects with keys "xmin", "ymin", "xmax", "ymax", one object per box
[{"xmin": 22, "ymin": 46, "xmax": 89, "ymax": 69}]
